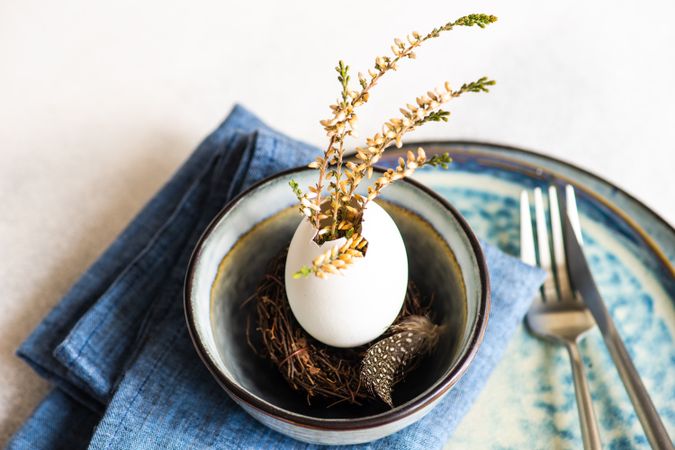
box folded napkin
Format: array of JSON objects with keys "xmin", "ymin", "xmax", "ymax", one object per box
[{"xmin": 8, "ymin": 105, "xmax": 545, "ymax": 450}]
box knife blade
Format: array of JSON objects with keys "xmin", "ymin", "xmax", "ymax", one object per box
[{"xmin": 562, "ymin": 209, "xmax": 673, "ymax": 449}]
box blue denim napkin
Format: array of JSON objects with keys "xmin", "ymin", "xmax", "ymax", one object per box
[{"xmin": 8, "ymin": 105, "xmax": 545, "ymax": 450}]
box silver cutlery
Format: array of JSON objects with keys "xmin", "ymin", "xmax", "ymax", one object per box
[
  {"xmin": 521, "ymin": 185, "xmax": 602, "ymax": 450},
  {"xmin": 561, "ymin": 186, "xmax": 673, "ymax": 449}
]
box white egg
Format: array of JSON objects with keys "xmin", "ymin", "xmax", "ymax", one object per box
[{"xmin": 284, "ymin": 201, "xmax": 408, "ymax": 348}]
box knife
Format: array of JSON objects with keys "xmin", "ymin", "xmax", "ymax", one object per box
[{"xmin": 562, "ymin": 198, "xmax": 674, "ymax": 449}]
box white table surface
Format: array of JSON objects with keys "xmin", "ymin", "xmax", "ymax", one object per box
[{"xmin": 1, "ymin": 0, "xmax": 674, "ymax": 446}]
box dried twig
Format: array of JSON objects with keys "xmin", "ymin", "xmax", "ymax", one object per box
[
  {"xmin": 293, "ymin": 232, "xmax": 368, "ymax": 279},
  {"xmin": 290, "ymin": 14, "xmax": 497, "ymax": 276},
  {"xmin": 249, "ymin": 249, "xmax": 434, "ymax": 405}
]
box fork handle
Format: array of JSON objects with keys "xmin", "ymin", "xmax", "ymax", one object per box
[{"xmin": 565, "ymin": 340, "xmax": 602, "ymax": 450}]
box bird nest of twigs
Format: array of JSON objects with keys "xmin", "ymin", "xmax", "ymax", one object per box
[{"xmin": 246, "ymin": 249, "xmax": 436, "ymax": 407}]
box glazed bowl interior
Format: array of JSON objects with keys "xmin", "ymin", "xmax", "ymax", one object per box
[{"xmin": 185, "ymin": 168, "xmax": 488, "ymax": 423}]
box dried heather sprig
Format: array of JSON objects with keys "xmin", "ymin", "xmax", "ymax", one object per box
[
  {"xmin": 361, "ymin": 315, "xmax": 441, "ymax": 407},
  {"xmin": 364, "ymin": 151, "xmax": 453, "ymax": 203},
  {"xmin": 307, "ymin": 14, "xmax": 497, "ymax": 239},
  {"xmin": 346, "ymin": 77, "xmax": 494, "ymax": 207},
  {"xmin": 362, "ymin": 152, "xmax": 457, "ymax": 205},
  {"xmin": 294, "ymin": 233, "xmax": 369, "ymax": 279},
  {"xmin": 288, "ymin": 179, "xmax": 320, "ymax": 220},
  {"xmin": 365, "ymin": 148, "xmax": 427, "ymax": 204},
  {"xmin": 292, "ymin": 14, "xmax": 496, "ymax": 277}
]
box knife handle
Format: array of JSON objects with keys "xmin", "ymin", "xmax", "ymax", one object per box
[{"xmin": 604, "ymin": 323, "xmax": 674, "ymax": 449}]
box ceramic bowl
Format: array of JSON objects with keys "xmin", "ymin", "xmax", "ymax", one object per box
[{"xmin": 184, "ymin": 167, "xmax": 490, "ymax": 445}]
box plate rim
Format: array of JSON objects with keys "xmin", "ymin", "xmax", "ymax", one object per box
[{"xmin": 377, "ymin": 140, "xmax": 674, "ymax": 278}]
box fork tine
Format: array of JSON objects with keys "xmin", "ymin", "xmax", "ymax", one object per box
[
  {"xmin": 521, "ymin": 191, "xmax": 543, "ymax": 307},
  {"xmin": 534, "ymin": 188, "xmax": 558, "ymax": 302},
  {"xmin": 565, "ymin": 185, "xmax": 584, "ymax": 245},
  {"xmin": 520, "ymin": 191, "xmax": 536, "ymax": 266},
  {"xmin": 549, "ymin": 186, "xmax": 574, "ymax": 302}
]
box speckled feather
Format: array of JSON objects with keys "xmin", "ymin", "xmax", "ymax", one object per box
[{"xmin": 361, "ymin": 315, "xmax": 441, "ymax": 407}]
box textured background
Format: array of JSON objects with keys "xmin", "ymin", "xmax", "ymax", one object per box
[{"xmin": 1, "ymin": 0, "xmax": 674, "ymax": 446}]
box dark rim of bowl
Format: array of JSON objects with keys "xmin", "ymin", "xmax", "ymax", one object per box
[{"xmin": 184, "ymin": 166, "xmax": 490, "ymax": 431}]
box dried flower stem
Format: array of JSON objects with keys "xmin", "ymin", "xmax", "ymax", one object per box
[
  {"xmin": 294, "ymin": 14, "xmax": 497, "ymax": 276},
  {"xmin": 294, "ymin": 232, "xmax": 369, "ymax": 279},
  {"xmin": 311, "ymin": 14, "xmax": 497, "ymax": 239},
  {"xmin": 352, "ymin": 77, "xmax": 494, "ymax": 206}
]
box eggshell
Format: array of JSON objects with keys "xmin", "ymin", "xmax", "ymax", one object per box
[{"xmin": 284, "ymin": 201, "xmax": 408, "ymax": 347}]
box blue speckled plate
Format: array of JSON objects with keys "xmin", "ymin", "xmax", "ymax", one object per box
[{"xmin": 380, "ymin": 142, "xmax": 675, "ymax": 450}]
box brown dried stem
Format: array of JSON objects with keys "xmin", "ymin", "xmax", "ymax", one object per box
[{"xmin": 310, "ymin": 14, "xmax": 498, "ymax": 237}]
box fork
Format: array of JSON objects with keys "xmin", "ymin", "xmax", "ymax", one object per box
[{"xmin": 521, "ymin": 185, "xmax": 602, "ymax": 450}]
